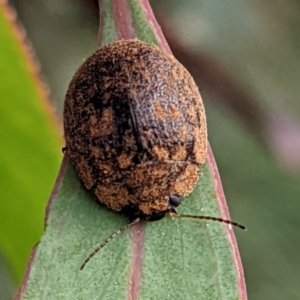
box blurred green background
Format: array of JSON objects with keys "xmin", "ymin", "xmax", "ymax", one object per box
[{"xmin": 1, "ymin": 0, "xmax": 300, "ymax": 299}]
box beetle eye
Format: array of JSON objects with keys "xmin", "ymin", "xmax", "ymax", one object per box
[{"xmin": 169, "ymin": 195, "xmax": 181, "ymax": 207}]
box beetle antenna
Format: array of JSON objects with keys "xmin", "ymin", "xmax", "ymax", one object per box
[
  {"xmin": 169, "ymin": 212, "xmax": 246, "ymax": 230},
  {"xmin": 80, "ymin": 218, "xmax": 141, "ymax": 270}
]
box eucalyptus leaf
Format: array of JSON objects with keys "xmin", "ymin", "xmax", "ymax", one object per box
[{"xmin": 16, "ymin": 0, "xmax": 246, "ymax": 299}]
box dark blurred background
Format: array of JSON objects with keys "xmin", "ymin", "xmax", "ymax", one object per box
[{"xmin": 2, "ymin": 1, "xmax": 300, "ymax": 299}]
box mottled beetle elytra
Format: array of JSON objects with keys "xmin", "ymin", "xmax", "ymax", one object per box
[{"xmin": 63, "ymin": 40, "xmax": 245, "ymax": 270}]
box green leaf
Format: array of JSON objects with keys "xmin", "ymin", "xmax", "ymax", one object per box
[
  {"xmin": 0, "ymin": 3, "xmax": 61, "ymax": 282},
  {"xmin": 16, "ymin": 0, "xmax": 247, "ymax": 299}
]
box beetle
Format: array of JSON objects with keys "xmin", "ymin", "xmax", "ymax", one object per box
[{"xmin": 63, "ymin": 40, "xmax": 244, "ymax": 269}]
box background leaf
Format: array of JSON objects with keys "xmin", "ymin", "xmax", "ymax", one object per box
[{"xmin": 0, "ymin": 2, "xmax": 61, "ymax": 282}]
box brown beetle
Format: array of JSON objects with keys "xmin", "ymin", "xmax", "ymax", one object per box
[{"xmin": 63, "ymin": 40, "xmax": 244, "ymax": 269}]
